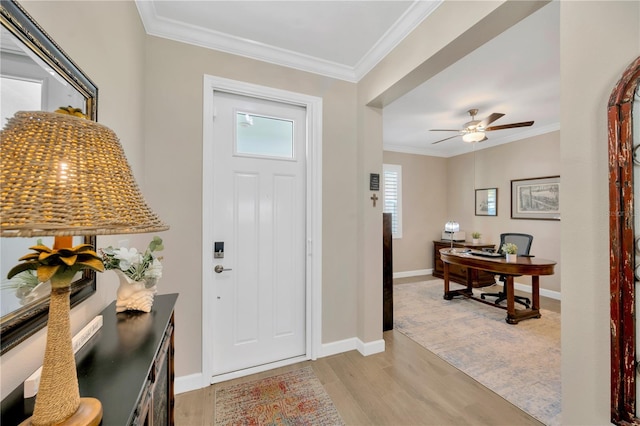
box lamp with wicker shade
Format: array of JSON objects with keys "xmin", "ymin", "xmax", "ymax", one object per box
[{"xmin": 0, "ymin": 111, "xmax": 169, "ymax": 426}]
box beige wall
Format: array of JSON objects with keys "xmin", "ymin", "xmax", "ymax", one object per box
[
  {"xmin": 141, "ymin": 36, "xmax": 360, "ymax": 374},
  {"xmin": 1, "ymin": 2, "xmax": 638, "ymax": 424},
  {"xmin": 560, "ymin": 2, "xmax": 639, "ymax": 423},
  {"xmin": 1, "ymin": 0, "xmax": 525, "ymax": 393},
  {"xmin": 382, "ymin": 151, "xmax": 448, "ymax": 274},
  {"xmin": 448, "ymin": 131, "xmax": 562, "ymax": 292},
  {"xmin": 355, "ymin": 0, "xmax": 520, "ymax": 347},
  {"xmin": 384, "ymin": 131, "xmax": 561, "ymax": 294}
]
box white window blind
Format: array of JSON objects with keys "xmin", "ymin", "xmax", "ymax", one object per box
[{"xmin": 383, "ymin": 164, "xmax": 402, "ymax": 239}]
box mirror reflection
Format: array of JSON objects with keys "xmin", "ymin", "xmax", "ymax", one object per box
[
  {"xmin": 1, "ymin": 26, "xmax": 86, "ymax": 121},
  {"xmin": 0, "ymin": 27, "xmax": 89, "ymax": 318},
  {"xmin": 1, "ymin": 238, "xmax": 84, "ymax": 317},
  {"xmin": 0, "ymin": 0, "xmax": 98, "ymax": 353}
]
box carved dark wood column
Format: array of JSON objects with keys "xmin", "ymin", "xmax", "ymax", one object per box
[{"xmin": 609, "ymin": 55, "xmax": 640, "ymax": 425}]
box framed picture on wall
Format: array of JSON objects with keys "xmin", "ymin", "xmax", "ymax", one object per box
[
  {"xmin": 475, "ymin": 188, "xmax": 497, "ymax": 216},
  {"xmin": 511, "ymin": 176, "xmax": 560, "ymax": 220}
]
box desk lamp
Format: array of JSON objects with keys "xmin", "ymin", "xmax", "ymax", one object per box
[{"xmin": 0, "ymin": 111, "xmax": 169, "ymax": 425}]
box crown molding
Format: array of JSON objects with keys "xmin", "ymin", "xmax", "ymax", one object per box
[
  {"xmin": 353, "ymin": 0, "xmax": 442, "ymax": 80},
  {"xmin": 135, "ymin": 0, "xmax": 442, "ymax": 83}
]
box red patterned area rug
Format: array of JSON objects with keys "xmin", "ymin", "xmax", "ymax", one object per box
[{"xmin": 215, "ymin": 366, "xmax": 344, "ymax": 425}]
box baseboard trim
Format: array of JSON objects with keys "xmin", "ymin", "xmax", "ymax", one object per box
[
  {"xmin": 320, "ymin": 337, "xmax": 359, "ymax": 357},
  {"xmin": 356, "ymin": 338, "xmax": 385, "ymax": 356},
  {"xmin": 319, "ymin": 336, "xmax": 385, "ymax": 357},
  {"xmin": 393, "ymin": 269, "xmax": 431, "ymax": 279},
  {"xmin": 175, "ymin": 372, "xmax": 205, "ymax": 395},
  {"xmin": 514, "ymin": 280, "xmax": 561, "ymax": 301}
]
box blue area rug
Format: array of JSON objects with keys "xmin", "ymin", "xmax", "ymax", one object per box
[{"xmin": 394, "ymin": 280, "xmax": 560, "ymax": 426}]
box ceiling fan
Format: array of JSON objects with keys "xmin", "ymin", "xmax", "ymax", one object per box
[{"xmin": 430, "ymin": 109, "xmax": 534, "ymax": 144}]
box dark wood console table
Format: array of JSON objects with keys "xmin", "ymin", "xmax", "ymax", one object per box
[
  {"xmin": 440, "ymin": 248, "xmax": 555, "ymax": 324},
  {"xmin": 433, "ymin": 240, "xmax": 496, "ymax": 287},
  {"xmin": 1, "ymin": 293, "xmax": 178, "ymax": 425}
]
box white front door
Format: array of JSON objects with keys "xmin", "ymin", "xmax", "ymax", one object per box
[{"xmin": 210, "ymin": 91, "xmax": 307, "ymax": 377}]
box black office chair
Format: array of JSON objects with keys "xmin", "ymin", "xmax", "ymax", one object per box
[{"xmin": 480, "ymin": 233, "xmax": 533, "ymax": 308}]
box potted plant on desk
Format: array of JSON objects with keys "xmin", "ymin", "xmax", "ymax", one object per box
[
  {"xmin": 502, "ymin": 242, "xmax": 518, "ymax": 262},
  {"xmin": 471, "ymin": 232, "xmax": 481, "ymax": 244}
]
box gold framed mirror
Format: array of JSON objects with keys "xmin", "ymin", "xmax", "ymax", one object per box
[
  {"xmin": 0, "ymin": 0, "xmax": 98, "ymax": 354},
  {"xmin": 609, "ymin": 55, "xmax": 640, "ymax": 424}
]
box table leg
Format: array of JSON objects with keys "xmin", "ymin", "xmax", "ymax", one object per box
[
  {"xmin": 506, "ymin": 275, "xmax": 542, "ymax": 324},
  {"xmin": 505, "ymin": 275, "xmax": 516, "ymax": 322},
  {"xmin": 532, "ymin": 276, "xmax": 540, "ymax": 311},
  {"xmin": 443, "ymin": 260, "xmax": 474, "ymax": 300},
  {"xmin": 443, "ymin": 262, "xmax": 452, "ymax": 300},
  {"xmin": 466, "ymin": 267, "xmax": 474, "ymax": 293}
]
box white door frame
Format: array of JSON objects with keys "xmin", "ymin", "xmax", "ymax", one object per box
[{"xmin": 202, "ymin": 75, "xmax": 322, "ymax": 385}]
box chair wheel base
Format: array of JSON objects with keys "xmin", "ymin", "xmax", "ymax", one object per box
[{"xmin": 480, "ymin": 291, "xmax": 531, "ymax": 309}]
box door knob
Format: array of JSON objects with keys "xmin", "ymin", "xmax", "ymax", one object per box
[{"xmin": 214, "ymin": 265, "xmax": 232, "ymax": 273}]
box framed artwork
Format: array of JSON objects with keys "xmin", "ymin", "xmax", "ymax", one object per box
[
  {"xmin": 511, "ymin": 176, "xmax": 560, "ymax": 220},
  {"xmin": 475, "ymin": 188, "xmax": 497, "ymax": 216}
]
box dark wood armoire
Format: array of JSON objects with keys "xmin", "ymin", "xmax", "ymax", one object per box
[{"xmin": 383, "ymin": 213, "xmax": 393, "ymax": 331}]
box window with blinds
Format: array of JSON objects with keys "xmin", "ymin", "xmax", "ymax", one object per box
[{"xmin": 383, "ymin": 164, "xmax": 402, "ymax": 238}]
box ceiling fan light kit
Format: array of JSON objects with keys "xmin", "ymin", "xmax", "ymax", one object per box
[
  {"xmin": 462, "ymin": 131, "xmax": 485, "ymax": 143},
  {"xmin": 430, "ymin": 108, "xmax": 534, "ymax": 145}
]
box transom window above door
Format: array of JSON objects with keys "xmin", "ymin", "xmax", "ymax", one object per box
[{"xmin": 235, "ymin": 111, "xmax": 294, "ymax": 159}]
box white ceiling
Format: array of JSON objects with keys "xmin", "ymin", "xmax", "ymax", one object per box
[{"xmin": 136, "ymin": 0, "xmax": 559, "ymax": 158}]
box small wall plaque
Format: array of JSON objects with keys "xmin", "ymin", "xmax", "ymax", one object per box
[{"xmin": 370, "ymin": 173, "xmax": 380, "ymax": 191}]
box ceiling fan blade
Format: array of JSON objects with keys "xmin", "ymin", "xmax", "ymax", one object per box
[
  {"xmin": 432, "ymin": 135, "xmax": 460, "ymax": 144},
  {"xmin": 478, "ymin": 112, "xmax": 505, "ymax": 128},
  {"xmin": 485, "ymin": 121, "xmax": 534, "ymax": 131},
  {"xmin": 430, "ymin": 129, "xmax": 461, "ymax": 132}
]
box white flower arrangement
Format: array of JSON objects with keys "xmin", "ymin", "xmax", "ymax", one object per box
[
  {"xmin": 101, "ymin": 236, "xmax": 164, "ymax": 287},
  {"xmin": 501, "ymin": 242, "xmax": 518, "ymax": 255}
]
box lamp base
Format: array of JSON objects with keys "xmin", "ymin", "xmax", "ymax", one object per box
[{"xmin": 19, "ymin": 398, "xmax": 102, "ymax": 426}]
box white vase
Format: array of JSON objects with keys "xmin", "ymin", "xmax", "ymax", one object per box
[
  {"xmin": 472, "ymin": 238, "xmax": 480, "ymax": 244},
  {"xmin": 113, "ymin": 269, "xmax": 157, "ymax": 313},
  {"xmin": 506, "ymin": 253, "xmax": 517, "ymax": 262}
]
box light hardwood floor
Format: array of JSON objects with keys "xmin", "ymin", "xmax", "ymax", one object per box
[{"xmin": 175, "ymin": 276, "xmax": 559, "ymax": 425}]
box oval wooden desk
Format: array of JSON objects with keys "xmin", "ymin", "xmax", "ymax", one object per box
[{"xmin": 440, "ymin": 248, "xmax": 556, "ymax": 324}]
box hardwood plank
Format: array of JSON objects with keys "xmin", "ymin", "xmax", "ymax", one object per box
[
  {"xmin": 178, "ymin": 330, "xmax": 544, "ymax": 425},
  {"xmin": 174, "ymin": 387, "xmax": 207, "ymax": 425},
  {"xmin": 320, "ymin": 374, "xmax": 372, "ymax": 424},
  {"xmin": 175, "ymin": 274, "xmax": 554, "ymax": 425}
]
